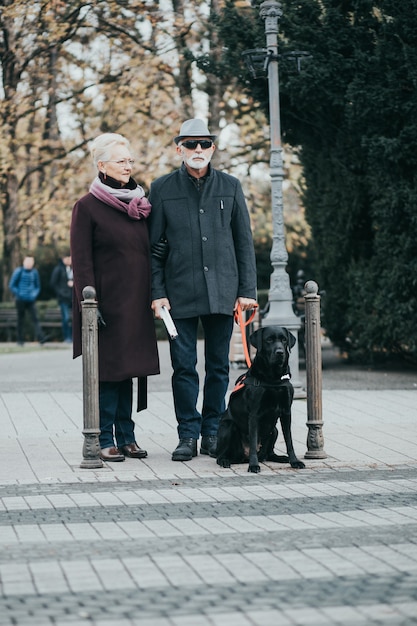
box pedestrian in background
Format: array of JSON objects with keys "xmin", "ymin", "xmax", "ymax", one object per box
[
  {"xmin": 71, "ymin": 132, "xmax": 159, "ymax": 463},
  {"xmin": 50, "ymin": 253, "xmax": 73, "ymax": 343},
  {"xmin": 149, "ymin": 118, "xmax": 257, "ymax": 462},
  {"xmin": 9, "ymin": 255, "xmax": 48, "ymax": 346}
]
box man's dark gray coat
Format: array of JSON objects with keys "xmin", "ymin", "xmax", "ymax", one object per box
[{"xmin": 149, "ymin": 164, "xmax": 257, "ymax": 318}]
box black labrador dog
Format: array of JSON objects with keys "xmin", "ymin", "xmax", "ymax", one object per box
[{"xmin": 216, "ymin": 326, "xmax": 305, "ymax": 473}]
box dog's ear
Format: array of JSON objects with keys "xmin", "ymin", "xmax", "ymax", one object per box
[
  {"xmin": 249, "ymin": 328, "xmax": 263, "ymax": 350},
  {"xmin": 285, "ymin": 328, "xmax": 296, "ymax": 350}
]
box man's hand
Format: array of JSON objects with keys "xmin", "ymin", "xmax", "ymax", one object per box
[
  {"xmin": 234, "ymin": 297, "xmax": 258, "ymax": 312},
  {"xmin": 152, "ymin": 298, "xmax": 171, "ymax": 319}
]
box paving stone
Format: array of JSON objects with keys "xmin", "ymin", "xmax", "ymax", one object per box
[{"xmin": 1, "ymin": 353, "xmax": 417, "ymax": 626}]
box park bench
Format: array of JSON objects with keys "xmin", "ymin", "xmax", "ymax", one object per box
[
  {"xmin": 42, "ymin": 307, "xmax": 64, "ymax": 329},
  {"xmin": 0, "ymin": 305, "xmax": 71, "ymax": 341}
]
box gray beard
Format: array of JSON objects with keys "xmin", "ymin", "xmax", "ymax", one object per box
[{"xmin": 185, "ymin": 155, "xmax": 212, "ymax": 170}]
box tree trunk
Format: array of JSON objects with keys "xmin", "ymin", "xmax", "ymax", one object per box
[
  {"xmin": 206, "ymin": 0, "xmax": 222, "ymax": 131},
  {"xmin": 172, "ymin": 0, "xmax": 194, "ymax": 119},
  {"xmin": 1, "ymin": 170, "xmax": 21, "ymax": 301}
]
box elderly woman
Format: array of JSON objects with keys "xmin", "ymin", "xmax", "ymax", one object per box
[{"xmin": 70, "ymin": 133, "xmax": 159, "ymax": 462}]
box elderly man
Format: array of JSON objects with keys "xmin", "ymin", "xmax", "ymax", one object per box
[{"xmin": 149, "ymin": 118, "xmax": 257, "ymax": 462}]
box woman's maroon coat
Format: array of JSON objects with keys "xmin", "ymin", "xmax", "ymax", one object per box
[{"xmin": 70, "ymin": 192, "xmax": 159, "ymax": 382}]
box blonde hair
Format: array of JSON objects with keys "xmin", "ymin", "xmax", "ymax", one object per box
[{"xmin": 90, "ymin": 133, "xmax": 130, "ymax": 168}]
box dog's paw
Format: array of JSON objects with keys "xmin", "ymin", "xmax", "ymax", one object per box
[
  {"xmin": 217, "ymin": 458, "xmax": 231, "ymax": 468},
  {"xmin": 290, "ymin": 459, "xmax": 306, "ymax": 469},
  {"xmin": 248, "ymin": 464, "xmax": 261, "ymax": 473}
]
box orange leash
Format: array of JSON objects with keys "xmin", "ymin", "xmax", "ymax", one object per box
[{"xmin": 234, "ymin": 303, "xmax": 258, "ymax": 369}]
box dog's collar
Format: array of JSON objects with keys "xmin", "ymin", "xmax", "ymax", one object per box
[
  {"xmin": 248, "ymin": 373, "xmax": 291, "ymax": 387},
  {"xmin": 232, "ymin": 371, "xmax": 291, "ymax": 393}
]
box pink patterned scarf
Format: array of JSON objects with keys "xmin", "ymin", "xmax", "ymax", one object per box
[{"xmin": 89, "ymin": 177, "xmax": 151, "ymax": 220}]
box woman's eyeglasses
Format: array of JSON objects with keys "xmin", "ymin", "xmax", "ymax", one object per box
[
  {"xmin": 180, "ymin": 140, "xmax": 213, "ymax": 150},
  {"xmin": 106, "ymin": 159, "xmax": 135, "ymax": 167}
]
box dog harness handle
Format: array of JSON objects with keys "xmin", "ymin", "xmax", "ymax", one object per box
[{"xmin": 234, "ymin": 303, "xmax": 258, "ymax": 368}]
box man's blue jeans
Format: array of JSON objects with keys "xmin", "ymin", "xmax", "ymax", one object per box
[
  {"xmin": 169, "ymin": 314, "xmax": 234, "ymax": 440},
  {"xmin": 98, "ymin": 379, "xmax": 135, "ymax": 449},
  {"xmin": 59, "ymin": 301, "xmax": 72, "ymax": 342}
]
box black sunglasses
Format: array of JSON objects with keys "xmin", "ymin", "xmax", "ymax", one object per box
[{"xmin": 181, "ymin": 139, "xmax": 213, "ymax": 150}]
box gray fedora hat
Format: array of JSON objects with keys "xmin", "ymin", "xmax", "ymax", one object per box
[{"xmin": 174, "ymin": 118, "xmax": 217, "ymax": 145}]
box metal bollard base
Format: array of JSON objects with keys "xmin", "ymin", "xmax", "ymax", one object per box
[
  {"xmin": 80, "ymin": 458, "xmax": 103, "ymax": 469},
  {"xmin": 80, "ymin": 431, "xmax": 103, "ymax": 469},
  {"xmin": 293, "ymin": 385, "xmax": 307, "ymax": 400},
  {"xmin": 304, "ymin": 449, "xmax": 328, "ymax": 459},
  {"xmin": 305, "ymin": 420, "xmax": 327, "ymax": 459}
]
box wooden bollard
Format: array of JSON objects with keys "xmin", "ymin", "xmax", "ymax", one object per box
[
  {"xmin": 304, "ymin": 280, "xmax": 327, "ymax": 459},
  {"xmin": 80, "ymin": 286, "xmax": 103, "ymax": 468}
]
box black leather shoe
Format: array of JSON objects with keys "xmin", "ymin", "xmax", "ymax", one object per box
[
  {"xmin": 120, "ymin": 443, "xmax": 148, "ymax": 459},
  {"xmin": 200, "ymin": 435, "xmax": 217, "ymax": 458},
  {"xmin": 172, "ymin": 438, "xmax": 197, "ymax": 461},
  {"xmin": 100, "ymin": 447, "xmax": 125, "ymax": 462}
]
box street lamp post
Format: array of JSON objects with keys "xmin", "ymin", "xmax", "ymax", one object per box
[{"xmin": 243, "ymin": 0, "xmax": 304, "ymax": 395}]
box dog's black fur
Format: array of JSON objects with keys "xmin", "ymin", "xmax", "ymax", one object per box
[{"xmin": 216, "ymin": 326, "xmax": 305, "ymax": 473}]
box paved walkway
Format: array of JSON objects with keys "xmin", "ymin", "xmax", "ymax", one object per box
[{"xmin": 0, "ymin": 341, "xmax": 416, "ymax": 625}]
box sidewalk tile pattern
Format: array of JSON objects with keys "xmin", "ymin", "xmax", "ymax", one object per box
[
  {"xmin": 0, "ymin": 345, "xmax": 417, "ymax": 625},
  {"xmin": 0, "ymin": 468, "xmax": 417, "ymax": 625}
]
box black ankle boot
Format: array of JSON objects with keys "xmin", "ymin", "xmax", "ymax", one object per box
[
  {"xmin": 200, "ymin": 435, "xmax": 217, "ymax": 457},
  {"xmin": 172, "ymin": 438, "xmax": 198, "ymax": 461}
]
